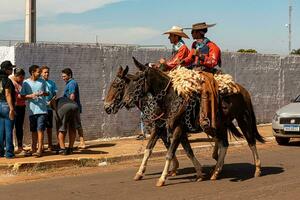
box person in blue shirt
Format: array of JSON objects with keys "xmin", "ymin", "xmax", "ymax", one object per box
[
  {"xmin": 61, "ymin": 68, "xmax": 85, "ymax": 149},
  {"xmin": 21, "ymin": 65, "xmax": 49, "ymax": 157},
  {"xmin": 41, "ymin": 66, "xmax": 58, "ymax": 151}
]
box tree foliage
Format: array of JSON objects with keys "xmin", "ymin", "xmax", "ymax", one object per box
[
  {"xmin": 237, "ymin": 49, "xmax": 257, "ymax": 53},
  {"xmin": 291, "ymin": 48, "xmax": 300, "ymax": 55}
]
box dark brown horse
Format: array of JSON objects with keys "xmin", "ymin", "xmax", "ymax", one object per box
[
  {"xmin": 122, "ymin": 57, "xmax": 265, "ymax": 186},
  {"xmin": 104, "ymin": 66, "xmax": 181, "ymax": 180}
]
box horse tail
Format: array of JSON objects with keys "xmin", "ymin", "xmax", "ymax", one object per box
[
  {"xmin": 227, "ymin": 122, "xmax": 243, "ymax": 138},
  {"xmin": 249, "ymin": 98, "xmax": 266, "ymax": 143}
]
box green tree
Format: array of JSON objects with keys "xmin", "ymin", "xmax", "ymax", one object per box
[
  {"xmin": 291, "ymin": 48, "xmax": 300, "ymax": 55},
  {"xmin": 237, "ymin": 49, "xmax": 257, "ymax": 53}
]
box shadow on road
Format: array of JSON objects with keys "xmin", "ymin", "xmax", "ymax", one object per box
[
  {"xmin": 220, "ymin": 163, "xmax": 284, "ymax": 182},
  {"xmin": 73, "ymin": 149, "xmax": 109, "ymax": 155},
  {"xmin": 287, "ymin": 141, "xmax": 300, "ymax": 147},
  {"xmin": 84, "ymin": 143, "xmax": 116, "ymax": 149},
  {"xmin": 145, "ymin": 163, "xmax": 284, "ymax": 183}
]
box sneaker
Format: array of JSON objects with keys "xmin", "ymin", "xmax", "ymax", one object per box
[
  {"xmin": 5, "ymin": 155, "xmax": 15, "ymax": 159},
  {"xmin": 66, "ymin": 148, "xmax": 73, "ymax": 155},
  {"xmin": 32, "ymin": 151, "xmax": 42, "ymax": 158},
  {"xmin": 136, "ymin": 135, "xmax": 146, "ymax": 140},
  {"xmin": 57, "ymin": 148, "xmax": 68, "ymax": 155},
  {"xmin": 18, "ymin": 150, "xmax": 32, "ymax": 157}
]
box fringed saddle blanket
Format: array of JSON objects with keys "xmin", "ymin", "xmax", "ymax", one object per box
[
  {"xmin": 213, "ymin": 73, "xmax": 240, "ymax": 95},
  {"xmin": 168, "ymin": 67, "xmax": 204, "ymax": 98},
  {"xmin": 167, "ymin": 67, "xmax": 239, "ymax": 97}
]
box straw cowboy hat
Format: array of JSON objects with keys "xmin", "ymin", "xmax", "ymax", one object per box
[
  {"xmin": 185, "ymin": 22, "xmax": 216, "ymax": 30},
  {"xmin": 163, "ymin": 26, "xmax": 190, "ymax": 39}
]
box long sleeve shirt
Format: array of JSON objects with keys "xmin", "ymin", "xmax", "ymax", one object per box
[
  {"xmin": 183, "ymin": 40, "xmax": 221, "ymax": 69},
  {"xmin": 165, "ymin": 40, "xmax": 190, "ymax": 71}
]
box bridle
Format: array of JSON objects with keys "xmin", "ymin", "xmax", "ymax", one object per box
[
  {"xmin": 109, "ymin": 76, "xmax": 127, "ymax": 112},
  {"xmin": 126, "ymin": 69, "xmax": 172, "ymax": 124}
]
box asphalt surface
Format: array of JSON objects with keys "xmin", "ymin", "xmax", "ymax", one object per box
[{"xmin": 1, "ymin": 141, "xmax": 300, "ymax": 200}]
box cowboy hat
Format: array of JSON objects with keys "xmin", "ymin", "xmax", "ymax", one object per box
[
  {"xmin": 163, "ymin": 26, "xmax": 189, "ymax": 39},
  {"xmin": 185, "ymin": 22, "xmax": 216, "ymax": 30}
]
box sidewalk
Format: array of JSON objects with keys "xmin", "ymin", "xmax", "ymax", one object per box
[{"xmin": 0, "ymin": 125, "xmax": 273, "ymax": 172}]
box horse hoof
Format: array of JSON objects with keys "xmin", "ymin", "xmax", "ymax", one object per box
[
  {"xmin": 195, "ymin": 173, "xmax": 204, "ymax": 182},
  {"xmin": 196, "ymin": 177, "xmax": 203, "ymax": 182},
  {"xmin": 168, "ymin": 170, "xmax": 177, "ymax": 177},
  {"xmin": 255, "ymin": 170, "xmax": 261, "ymax": 177},
  {"xmin": 156, "ymin": 179, "xmax": 165, "ymax": 187},
  {"xmin": 133, "ymin": 173, "xmax": 143, "ymax": 181},
  {"xmin": 210, "ymin": 174, "xmax": 218, "ymax": 180}
]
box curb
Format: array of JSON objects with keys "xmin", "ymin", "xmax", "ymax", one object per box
[{"xmin": 0, "ymin": 136, "xmax": 274, "ymax": 173}]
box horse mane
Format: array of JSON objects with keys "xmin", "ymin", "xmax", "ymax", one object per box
[{"xmin": 148, "ymin": 67, "xmax": 170, "ymax": 81}]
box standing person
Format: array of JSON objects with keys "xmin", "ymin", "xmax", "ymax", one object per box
[
  {"xmin": 0, "ymin": 62, "xmax": 15, "ymax": 158},
  {"xmin": 1, "ymin": 61, "xmax": 14, "ymax": 76},
  {"xmin": 41, "ymin": 66, "xmax": 58, "ymax": 151},
  {"xmin": 21, "ymin": 65, "xmax": 48, "ymax": 157},
  {"xmin": 61, "ymin": 68, "xmax": 86, "ymax": 149},
  {"xmin": 181, "ymin": 22, "xmax": 221, "ymax": 73},
  {"xmin": 158, "ymin": 26, "xmax": 190, "ymax": 71},
  {"xmin": 49, "ymin": 97, "xmax": 80, "ymax": 155},
  {"xmin": 9, "ymin": 68, "xmax": 29, "ymax": 156}
]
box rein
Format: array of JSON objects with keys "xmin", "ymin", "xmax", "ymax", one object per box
[{"xmin": 129, "ymin": 70, "xmax": 172, "ymax": 124}]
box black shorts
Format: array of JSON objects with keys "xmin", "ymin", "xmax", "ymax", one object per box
[{"xmin": 45, "ymin": 110, "xmax": 53, "ymax": 128}]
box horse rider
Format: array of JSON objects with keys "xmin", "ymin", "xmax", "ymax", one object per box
[
  {"xmin": 181, "ymin": 22, "xmax": 221, "ymax": 73},
  {"xmin": 181, "ymin": 22, "xmax": 221, "ymax": 136},
  {"xmin": 157, "ymin": 26, "xmax": 190, "ymax": 71}
]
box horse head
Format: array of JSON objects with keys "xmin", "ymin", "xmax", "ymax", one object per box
[
  {"xmin": 104, "ymin": 65, "xmax": 129, "ymax": 114},
  {"xmin": 123, "ymin": 57, "xmax": 170, "ymax": 107}
]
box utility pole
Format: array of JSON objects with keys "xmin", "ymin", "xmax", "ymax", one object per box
[
  {"xmin": 288, "ymin": 0, "xmax": 292, "ymax": 53},
  {"xmin": 25, "ymin": 0, "xmax": 36, "ymax": 43}
]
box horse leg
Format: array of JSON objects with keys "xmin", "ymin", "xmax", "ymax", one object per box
[
  {"xmin": 134, "ymin": 127, "xmax": 159, "ymax": 181},
  {"xmin": 180, "ymin": 133, "xmax": 204, "ymax": 181},
  {"xmin": 249, "ymin": 144, "xmax": 261, "ymax": 177},
  {"xmin": 212, "ymin": 139, "xmax": 219, "ymax": 161},
  {"xmin": 156, "ymin": 126, "xmax": 182, "ymax": 187},
  {"xmin": 210, "ymin": 127, "xmax": 228, "ymax": 180},
  {"xmin": 237, "ymin": 113, "xmax": 262, "ymax": 178},
  {"xmin": 160, "ymin": 128, "xmax": 179, "ymax": 176}
]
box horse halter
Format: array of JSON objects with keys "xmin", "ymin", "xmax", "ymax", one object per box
[
  {"xmin": 126, "ymin": 69, "xmax": 172, "ymax": 124},
  {"xmin": 111, "ymin": 76, "xmax": 127, "ymax": 110}
]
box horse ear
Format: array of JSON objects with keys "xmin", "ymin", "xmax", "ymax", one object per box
[
  {"xmin": 121, "ymin": 65, "xmax": 129, "ymax": 78},
  {"xmin": 117, "ymin": 66, "xmax": 124, "ymax": 76},
  {"xmin": 132, "ymin": 56, "xmax": 146, "ymax": 71}
]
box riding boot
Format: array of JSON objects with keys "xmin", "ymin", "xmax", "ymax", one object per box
[{"xmin": 199, "ymin": 91, "xmax": 215, "ymax": 137}]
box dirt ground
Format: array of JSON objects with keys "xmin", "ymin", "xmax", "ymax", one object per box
[{"xmin": 0, "ymin": 138, "xmax": 273, "ymax": 185}]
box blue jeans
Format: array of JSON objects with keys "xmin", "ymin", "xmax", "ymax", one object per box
[{"xmin": 0, "ymin": 101, "xmax": 14, "ymax": 158}]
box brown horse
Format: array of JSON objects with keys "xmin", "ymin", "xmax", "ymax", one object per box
[
  {"xmin": 104, "ymin": 66, "xmax": 181, "ymax": 180},
  {"xmin": 122, "ymin": 57, "xmax": 265, "ymax": 186}
]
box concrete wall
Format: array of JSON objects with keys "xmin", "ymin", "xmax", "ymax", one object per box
[
  {"xmin": 14, "ymin": 43, "xmax": 170, "ymax": 142},
  {"xmin": 5, "ymin": 43, "xmax": 300, "ymax": 141},
  {"xmin": 0, "ymin": 46, "xmax": 15, "ymax": 64},
  {"xmin": 221, "ymin": 52, "xmax": 300, "ymax": 123}
]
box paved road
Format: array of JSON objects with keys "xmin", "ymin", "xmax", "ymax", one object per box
[{"xmin": 1, "ymin": 141, "xmax": 300, "ymax": 200}]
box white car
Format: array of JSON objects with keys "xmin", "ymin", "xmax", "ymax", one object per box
[{"xmin": 272, "ymin": 95, "xmax": 300, "ymax": 145}]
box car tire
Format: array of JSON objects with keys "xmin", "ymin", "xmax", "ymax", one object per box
[{"xmin": 275, "ymin": 137, "xmax": 290, "ymax": 145}]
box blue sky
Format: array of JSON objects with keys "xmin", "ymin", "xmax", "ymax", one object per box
[{"xmin": 0, "ymin": 0, "xmax": 299, "ymax": 55}]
